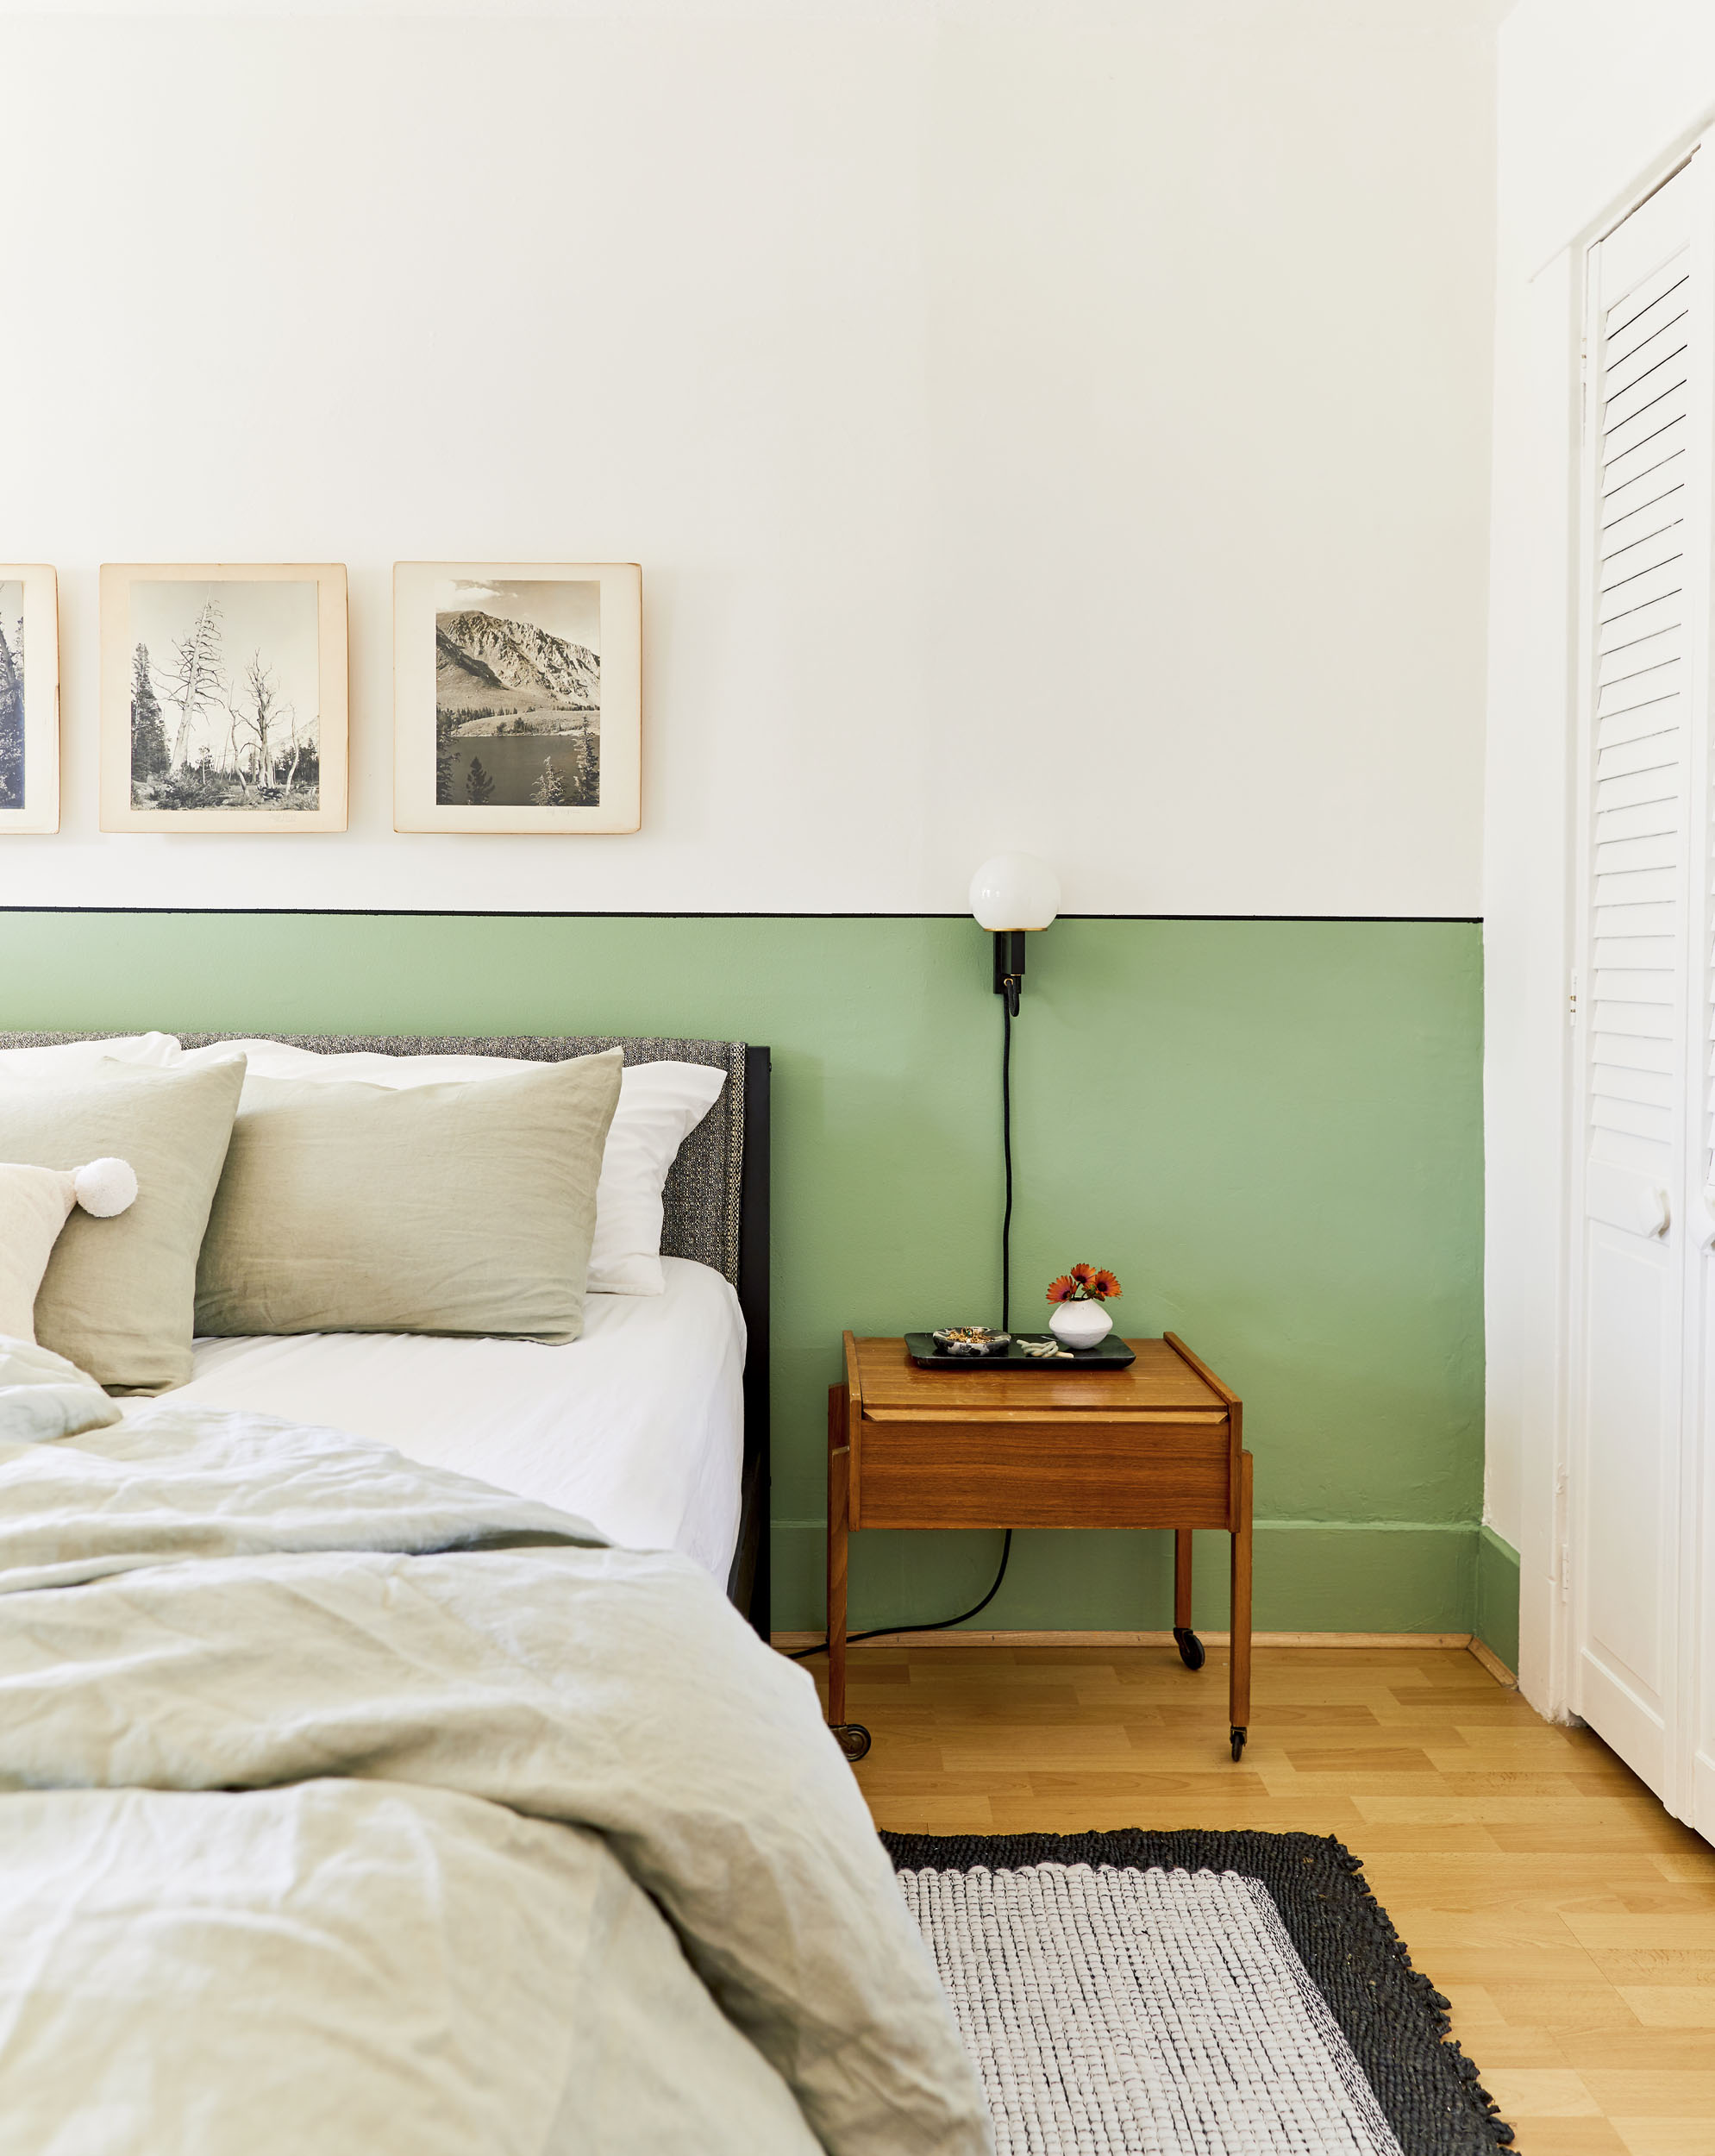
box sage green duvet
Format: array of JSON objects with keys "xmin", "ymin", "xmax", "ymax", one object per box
[{"xmin": 0, "ymin": 1345, "xmax": 990, "ymax": 2156}]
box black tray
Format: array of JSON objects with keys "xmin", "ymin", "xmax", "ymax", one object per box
[{"xmin": 904, "ymin": 1332, "xmax": 1136, "ymax": 1370}]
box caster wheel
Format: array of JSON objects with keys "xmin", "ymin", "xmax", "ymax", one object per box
[
  {"xmin": 1230, "ymin": 1727, "xmax": 1247, "ymax": 1762},
  {"xmin": 832, "ymin": 1723, "xmax": 872, "ymax": 1764},
  {"xmin": 1174, "ymin": 1626, "xmax": 1205, "ymax": 1672}
]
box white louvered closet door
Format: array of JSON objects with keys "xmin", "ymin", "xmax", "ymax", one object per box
[
  {"xmin": 1571, "ymin": 154, "xmax": 1713, "ymax": 1817},
  {"xmin": 1690, "ymin": 159, "xmax": 1715, "ymax": 1845}
]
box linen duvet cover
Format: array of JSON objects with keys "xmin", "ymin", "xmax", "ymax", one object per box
[{"xmin": 0, "ymin": 1340, "xmax": 989, "ymax": 2156}]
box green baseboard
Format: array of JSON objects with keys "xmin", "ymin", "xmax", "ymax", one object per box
[
  {"xmin": 773, "ymin": 1518, "xmax": 1481, "ymax": 1637},
  {"xmin": 1474, "ymin": 1524, "xmax": 1520, "ymax": 1672}
]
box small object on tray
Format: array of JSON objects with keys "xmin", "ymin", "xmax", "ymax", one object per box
[
  {"xmin": 930, "ymin": 1326, "xmax": 1011, "ymax": 1357},
  {"xmin": 907, "ymin": 1331, "xmax": 1136, "ymax": 1370}
]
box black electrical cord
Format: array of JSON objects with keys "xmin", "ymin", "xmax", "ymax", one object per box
[
  {"xmin": 786, "ymin": 1532, "xmax": 1013, "ymax": 1659},
  {"xmin": 790, "ymin": 965, "xmax": 1019, "ymax": 1665}
]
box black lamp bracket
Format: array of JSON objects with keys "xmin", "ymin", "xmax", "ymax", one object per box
[{"xmin": 992, "ymin": 929, "xmax": 1026, "ymax": 1018}]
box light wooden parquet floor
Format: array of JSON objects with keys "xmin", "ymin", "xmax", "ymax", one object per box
[{"xmin": 807, "ymin": 1642, "xmax": 1715, "ymax": 2156}]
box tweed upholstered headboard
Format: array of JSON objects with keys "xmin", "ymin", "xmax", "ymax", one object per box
[{"xmin": 0, "ymin": 1031, "xmax": 773, "ymax": 1633}]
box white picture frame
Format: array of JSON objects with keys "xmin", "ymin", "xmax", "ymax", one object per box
[
  {"xmin": 393, "ymin": 561, "xmax": 642, "ymax": 834},
  {"xmin": 0, "ymin": 566, "xmax": 60, "ymax": 836},
  {"xmin": 99, "ymin": 563, "xmax": 349, "ymax": 833}
]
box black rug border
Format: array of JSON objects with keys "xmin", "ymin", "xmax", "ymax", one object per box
[{"xmin": 880, "ymin": 1827, "xmax": 1512, "ymax": 2155}]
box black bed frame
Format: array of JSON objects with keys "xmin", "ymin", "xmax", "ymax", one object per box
[{"xmin": 731, "ymin": 1044, "xmax": 771, "ymax": 1642}]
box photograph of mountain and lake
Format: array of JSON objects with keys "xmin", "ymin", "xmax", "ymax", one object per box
[
  {"xmin": 128, "ymin": 580, "xmax": 321, "ymax": 812},
  {"xmin": 0, "ymin": 583, "xmax": 24, "ymax": 810},
  {"xmin": 434, "ymin": 579, "xmax": 600, "ymax": 809}
]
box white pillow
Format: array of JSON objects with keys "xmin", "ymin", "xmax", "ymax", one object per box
[
  {"xmin": 583, "ymin": 1060, "xmax": 728, "ymax": 1294},
  {"xmin": 0, "ymin": 1033, "xmax": 181, "ymax": 1076},
  {"xmin": 174, "ymin": 1041, "xmax": 727, "ymax": 1297},
  {"xmin": 180, "ymin": 1040, "xmax": 539, "ymax": 1088}
]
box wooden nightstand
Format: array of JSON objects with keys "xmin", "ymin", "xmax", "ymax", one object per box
[{"xmin": 826, "ymin": 1331, "xmax": 1251, "ymax": 1763}]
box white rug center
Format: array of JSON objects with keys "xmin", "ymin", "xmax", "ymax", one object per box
[{"xmin": 899, "ymin": 1863, "xmax": 1404, "ymax": 2156}]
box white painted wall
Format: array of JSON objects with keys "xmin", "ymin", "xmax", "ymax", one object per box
[
  {"xmin": 0, "ymin": 0, "xmax": 1496, "ymax": 916},
  {"xmin": 1483, "ymin": 0, "xmax": 1715, "ymax": 1703}
]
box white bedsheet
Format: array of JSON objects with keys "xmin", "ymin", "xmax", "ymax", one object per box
[{"xmin": 121, "ymin": 1257, "xmax": 746, "ymax": 1582}]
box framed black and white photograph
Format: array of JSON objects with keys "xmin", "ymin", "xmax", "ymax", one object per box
[
  {"xmin": 393, "ymin": 561, "xmax": 641, "ymax": 833},
  {"xmin": 0, "ymin": 566, "xmax": 60, "ymax": 836},
  {"xmin": 99, "ymin": 564, "xmax": 348, "ymax": 832}
]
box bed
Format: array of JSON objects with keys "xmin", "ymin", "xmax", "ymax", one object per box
[
  {"xmin": 0, "ymin": 1031, "xmax": 987, "ymax": 2153},
  {"xmin": 1, "ymin": 1031, "xmax": 773, "ymax": 1635}
]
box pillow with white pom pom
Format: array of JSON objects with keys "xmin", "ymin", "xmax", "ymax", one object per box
[
  {"xmin": 0, "ymin": 1159, "xmax": 137, "ymax": 1344},
  {"xmin": 0, "ymin": 1059, "xmax": 245, "ymax": 1392}
]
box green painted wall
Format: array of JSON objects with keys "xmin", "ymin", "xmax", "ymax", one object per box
[
  {"xmin": 1475, "ymin": 1525, "xmax": 1521, "ymax": 1674},
  {"xmin": 0, "ymin": 911, "xmax": 1485, "ymax": 1633}
]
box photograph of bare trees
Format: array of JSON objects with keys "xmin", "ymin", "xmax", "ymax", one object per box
[
  {"xmin": 0, "ymin": 583, "xmax": 24, "ymax": 811},
  {"xmin": 128, "ymin": 580, "xmax": 320, "ymax": 812},
  {"xmin": 433, "ymin": 579, "xmax": 600, "ymax": 810}
]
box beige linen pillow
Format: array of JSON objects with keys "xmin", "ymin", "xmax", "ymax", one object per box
[
  {"xmin": 195, "ymin": 1050, "xmax": 623, "ymax": 1343},
  {"xmin": 0, "ymin": 1060, "xmax": 246, "ymax": 1391},
  {"xmin": 174, "ymin": 1041, "xmax": 729, "ymax": 1296}
]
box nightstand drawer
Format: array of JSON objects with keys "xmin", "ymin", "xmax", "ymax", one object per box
[{"xmin": 852, "ymin": 1417, "xmax": 1232, "ymax": 1530}]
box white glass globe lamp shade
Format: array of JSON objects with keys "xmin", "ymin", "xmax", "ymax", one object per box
[{"xmin": 968, "ymin": 854, "xmax": 1061, "ymax": 931}]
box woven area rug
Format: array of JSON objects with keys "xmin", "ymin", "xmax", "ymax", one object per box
[{"xmin": 882, "ymin": 1830, "xmax": 1512, "ymax": 2156}]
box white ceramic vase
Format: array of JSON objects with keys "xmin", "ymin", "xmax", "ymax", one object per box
[{"xmin": 1048, "ymin": 1300, "xmax": 1113, "ymax": 1349}]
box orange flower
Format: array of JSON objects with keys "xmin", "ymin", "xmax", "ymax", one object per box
[
  {"xmin": 1069, "ymin": 1263, "xmax": 1097, "ymax": 1286},
  {"xmin": 1091, "ymin": 1269, "xmax": 1122, "ymax": 1300},
  {"xmin": 1046, "ymin": 1275, "xmax": 1078, "ymax": 1303}
]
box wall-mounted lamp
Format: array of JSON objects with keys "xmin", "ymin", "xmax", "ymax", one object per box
[
  {"xmin": 969, "ymin": 853, "xmax": 1061, "ymax": 1018},
  {"xmin": 970, "ymin": 853, "xmax": 1060, "ymax": 1332}
]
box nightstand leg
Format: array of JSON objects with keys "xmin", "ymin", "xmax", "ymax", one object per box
[
  {"xmin": 1173, "ymin": 1530, "xmax": 1205, "ymax": 1670},
  {"xmin": 1229, "ymin": 1451, "xmax": 1253, "ymax": 1757},
  {"xmin": 827, "ymin": 1386, "xmax": 850, "ymax": 1729}
]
